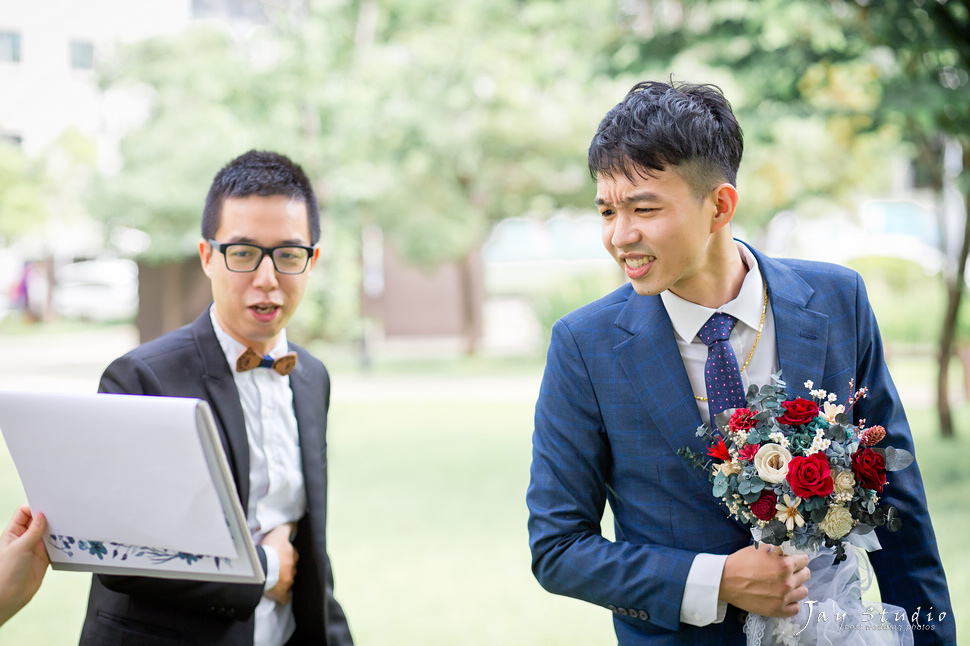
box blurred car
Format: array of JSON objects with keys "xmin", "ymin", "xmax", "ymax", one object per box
[{"xmin": 53, "ymin": 258, "xmax": 139, "ymax": 322}]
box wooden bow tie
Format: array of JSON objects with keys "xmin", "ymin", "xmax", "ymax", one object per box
[{"xmin": 236, "ymin": 347, "xmax": 298, "ymax": 376}]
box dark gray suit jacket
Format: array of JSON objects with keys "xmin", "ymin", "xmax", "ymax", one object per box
[{"xmin": 79, "ymin": 309, "xmax": 353, "ymax": 646}]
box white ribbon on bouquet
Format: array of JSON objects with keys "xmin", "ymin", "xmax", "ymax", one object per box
[{"xmin": 743, "ymin": 531, "xmax": 913, "ymax": 646}]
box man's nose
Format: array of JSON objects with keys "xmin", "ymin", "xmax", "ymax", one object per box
[
  {"xmin": 252, "ymin": 254, "xmax": 279, "ymax": 288},
  {"xmin": 611, "ymin": 213, "xmax": 641, "ymax": 248}
]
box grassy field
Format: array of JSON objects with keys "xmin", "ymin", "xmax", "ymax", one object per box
[{"xmin": 0, "ymin": 355, "xmax": 966, "ymax": 644}]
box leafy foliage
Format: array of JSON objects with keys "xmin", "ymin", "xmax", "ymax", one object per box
[{"xmin": 89, "ymin": 0, "xmax": 623, "ymax": 266}]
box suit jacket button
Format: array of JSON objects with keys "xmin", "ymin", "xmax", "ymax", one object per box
[
  {"xmin": 208, "ymin": 606, "xmax": 217, "ymax": 615},
  {"xmin": 607, "ymin": 605, "xmax": 617, "ymax": 613},
  {"xmin": 638, "ymin": 610, "xmax": 649, "ymax": 621},
  {"xmin": 617, "ymin": 607, "xmax": 628, "ymax": 616},
  {"xmin": 226, "ymin": 609, "xmax": 236, "ymax": 619}
]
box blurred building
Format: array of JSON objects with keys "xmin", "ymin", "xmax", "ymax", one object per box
[
  {"xmin": 0, "ymin": 0, "xmax": 192, "ymax": 161},
  {"xmin": 0, "ymin": 0, "xmax": 265, "ymax": 323}
]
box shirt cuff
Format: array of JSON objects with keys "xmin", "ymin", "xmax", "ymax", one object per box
[
  {"xmin": 680, "ymin": 553, "xmax": 729, "ymax": 626},
  {"xmin": 262, "ymin": 544, "xmax": 280, "ymax": 594}
]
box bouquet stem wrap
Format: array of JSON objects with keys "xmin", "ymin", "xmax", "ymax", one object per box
[{"xmin": 742, "ymin": 545, "xmax": 912, "ymax": 646}]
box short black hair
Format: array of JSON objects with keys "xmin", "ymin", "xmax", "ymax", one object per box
[
  {"xmin": 588, "ymin": 80, "xmax": 743, "ymax": 198},
  {"xmin": 201, "ymin": 150, "xmax": 320, "ymax": 245}
]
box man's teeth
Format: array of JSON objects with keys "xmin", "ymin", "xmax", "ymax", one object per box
[
  {"xmin": 625, "ymin": 257, "xmax": 652, "ymax": 269},
  {"xmin": 253, "ymin": 305, "xmax": 277, "ymax": 313}
]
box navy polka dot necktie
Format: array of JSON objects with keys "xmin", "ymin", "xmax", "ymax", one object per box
[{"xmin": 697, "ymin": 312, "xmax": 747, "ymax": 422}]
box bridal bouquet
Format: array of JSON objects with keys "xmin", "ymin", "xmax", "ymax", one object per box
[{"xmin": 678, "ymin": 373, "xmax": 915, "ymax": 645}]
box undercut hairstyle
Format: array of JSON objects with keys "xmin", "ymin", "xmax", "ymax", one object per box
[
  {"xmin": 588, "ymin": 80, "xmax": 744, "ymax": 199},
  {"xmin": 202, "ymin": 150, "xmax": 320, "ymax": 245}
]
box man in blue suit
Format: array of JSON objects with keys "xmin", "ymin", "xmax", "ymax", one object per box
[{"xmin": 527, "ymin": 80, "xmax": 955, "ymax": 644}]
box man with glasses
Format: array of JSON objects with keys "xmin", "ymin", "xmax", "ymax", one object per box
[{"xmin": 80, "ymin": 150, "xmax": 354, "ymax": 646}]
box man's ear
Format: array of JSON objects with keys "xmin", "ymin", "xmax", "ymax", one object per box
[
  {"xmin": 199, "ymin": 239, "xmax": 213, "ymax": 278},
  {"xmin": 710, "ymin": 183, "xmax": 739, "ymax": 233}
]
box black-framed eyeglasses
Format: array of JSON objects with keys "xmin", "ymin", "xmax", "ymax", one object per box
[{"xmin": 208, "ymin": 240, "xmax": 315, "ymax": 274}]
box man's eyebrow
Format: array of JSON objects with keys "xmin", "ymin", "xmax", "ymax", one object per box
[
  {"xmin": 224, "ymin": 237, "xmax": 310, "ymax": 246},
  {"xmin": 594, "ymin": 191, "xmax": 660, "ymax": 207}
]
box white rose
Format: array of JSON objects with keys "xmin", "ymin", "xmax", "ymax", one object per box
[{"xmin": 753, "ymin": 443, "xmax": 792, "ymax": 483}]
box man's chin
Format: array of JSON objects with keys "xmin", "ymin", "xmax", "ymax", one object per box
[{"xmin": 629, "ymin": 280, "xmax": 663, "ymax": 296}]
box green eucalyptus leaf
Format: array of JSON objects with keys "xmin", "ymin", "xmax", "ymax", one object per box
[
  {"xmin": 761, "ymin": 520, "xmax": 789, "ymax": 546},
  {"xmin": 885, "ymin": 507, "xmax": 902, "ymax": 532},
  {"xmin": 884, "ymin": 447, "xmax": 915, "ymax": 471},
  {"xmin": 742, "ymin": 489, "xmax": 763, "ymax": 504},
  {"xmin": 713, "ymin": 472, "xmax": 728, "ymax": 497}
]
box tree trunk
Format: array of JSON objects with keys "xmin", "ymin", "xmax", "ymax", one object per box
[{"xmin": 936, "ymin": 152, "xmax": 970, "ymax": 439}]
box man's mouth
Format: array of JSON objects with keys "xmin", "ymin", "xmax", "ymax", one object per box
[
  {"xmin": 249, "ymin": 304, "xmax": 281, "ymax": 320},
  {"xmin": 624, "ymin": 257, "xmax": 654, "ymax": 269},
  {"xmin": 621, "ymin": 255, "xmax": 655, "ymax": 279}
]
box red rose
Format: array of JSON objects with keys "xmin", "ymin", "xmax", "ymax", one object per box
[
  {"xmin": 750, "ymin": 490, "xmax": 778, "ymax": 521},
  {"xmin": 777, "ymin": 398, "xmax": 820, "ymax": 427},
  {"xmin": 729, "ymin": 408, "xmax": 758, "ymax": 432},
  {"xmin": 786, "ymin": 452, "xmax": 834, "ymax": 498},
  {"xmin": 852, "ymin": 447, "xmax": 886, "ymax": 492}
]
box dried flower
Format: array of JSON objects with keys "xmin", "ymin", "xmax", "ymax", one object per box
[
  {"xmin": 775, "ymin": 494, "xmax": 805, "ymax": 531},
  {"xmin": 738, "ymin": 443, "xmax": 761, "ymax": 461},
  {"xmin": 860, "ymin": 425, "xmax": 886, "ymax": 446},
  {"xmin": 729, "ymin": 408, "xmax": 758, "ymax": 432},
  {"xmin": 821, "ymin": 401, "xmax": 845, "ymax": 425},
  {"xmin": 707, "ymin": 436, "xmax": 731, "ymax": 462}
]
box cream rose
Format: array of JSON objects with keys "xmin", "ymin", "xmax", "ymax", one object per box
[
  {"xmin": 832, "ymin": 468, "xmax": 856, "ymax": 503},
  {"xmin": 753, "ymin": 443, "xmax": 792, "ymax": 483},
  {"xmin": 819, "ymin": 504, "xmax": 854, "ymax": 539}
]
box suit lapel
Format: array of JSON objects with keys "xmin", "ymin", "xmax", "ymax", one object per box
[
  {"xmin": 614, "ymin": 249, "xmax": 833, "ymax": 498},
  {"xmin": 287, "ymin": 345, "xmax": 333, "ymax": 629},
  {"xmin": 614, "ymin": 293, "xmax": 710, "ymax": 460},
  {"xmin": 192, "ymin": 312, "xmax": 252, "ymax": 510},
  {"xmin": 752, "ymin": 248, "xmax": 830, "ymax": 397},
  {"xmin": 288, "ymin": 352, "xmax": 324, "ymax": 479}
]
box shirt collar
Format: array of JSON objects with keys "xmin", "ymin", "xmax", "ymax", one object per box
[
  {"xmin": 660, "ymin": 242, "xmax": 765, "ymax": 343},
  {"xmin": 208, "ymin": 306, "xmax": 289, "ymax": 371}
]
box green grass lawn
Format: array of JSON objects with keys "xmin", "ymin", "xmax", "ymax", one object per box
[{"xmin": 0, "ymin": 358, "xmax": 966, "ymax": 644}]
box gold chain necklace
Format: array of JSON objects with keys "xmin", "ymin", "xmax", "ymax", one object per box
[{"xmin": 694, "ymin": 280, "xmax": 768, "ymax": 403}]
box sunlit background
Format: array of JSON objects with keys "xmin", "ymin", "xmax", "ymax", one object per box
[{"xmin": 1, "ymin": 0, "xmax": 968, "ymax": 643}]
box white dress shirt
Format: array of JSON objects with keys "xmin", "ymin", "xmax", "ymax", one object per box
[
  {"xmin": 210, "ymin": 308, "xmax": 306, "ymax": 646},
  {"xmin": 659, "ymin": 242, "xmax": 779, "ymax": 626}
]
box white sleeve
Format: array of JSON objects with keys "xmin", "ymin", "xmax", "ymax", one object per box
[
  {"xmin": 679, "ymin": 553, "xmax": 728, "ymax": 626},
  {"xmin": 261, "ymin": 544, "xmax": 281, "ymax": 594}
]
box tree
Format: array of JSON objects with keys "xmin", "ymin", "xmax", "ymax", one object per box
[
  {"xmin": 601, "ymin": 0, "xmax": 907, "ymax": 230},
  {"xmin": 0, "ymin": 143, "xmax": 47, "ymax": 241},
  {"xmin": 89, "ymin": 0, "xmax": 622, "ymax": 344},
  {"xmin": 853, "ymin": 0, "xmax": 970, "ymax": 438}
]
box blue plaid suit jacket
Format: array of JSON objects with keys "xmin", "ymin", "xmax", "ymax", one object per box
[{"xmin": 527, "ymin": 245, "xmax": 955, "ymax": 645}]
